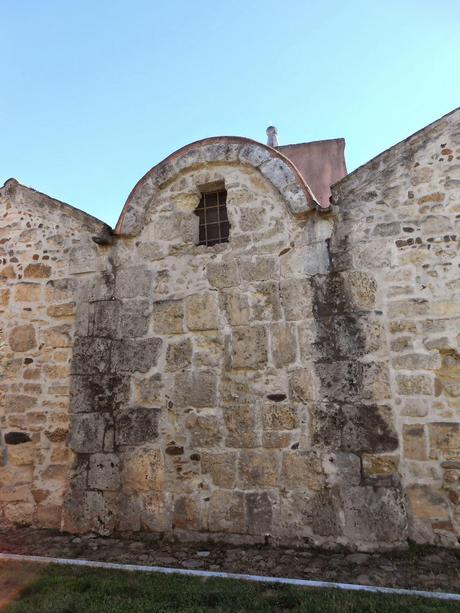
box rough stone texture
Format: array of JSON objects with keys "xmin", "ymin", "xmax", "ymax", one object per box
[{"xmin": 2, "ymin": 109, "xmax": 460, "ymax": 551}]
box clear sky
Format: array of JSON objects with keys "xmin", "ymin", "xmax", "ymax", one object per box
[{"xmin": 2, "ymin": 0, "xmax": 459, "ymax": 227}]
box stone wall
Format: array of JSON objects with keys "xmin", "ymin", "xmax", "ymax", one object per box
[
  {"xmin": 331, "ymin": 107, "xmax": 460, "ymax": 546},
  {"xmin": 1, "ymin": 110, "xmax": 459, "ymax": 550},
  {"xmin": 0, "ymin": 180, "xmax": 109, "ymax": 529}
]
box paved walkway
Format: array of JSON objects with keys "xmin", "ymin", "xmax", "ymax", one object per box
[{"xmin": 1, "ymin": 528, "xmax": 459, "ymax": 594}]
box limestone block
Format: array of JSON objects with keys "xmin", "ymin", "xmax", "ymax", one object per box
[
  {"xmin": 322, "ymin": 452, "xmax": 361, "ymax": 487},
  {"xmin": 89, "ymin": 300, "xmax": 120, "ymax": 338},
  {"xmin": 174, "ymin": 371, "xmax": 217, "ymax": 408},
  {"xmin": 362, "ymin": 454, "xmax": 399, "ymax": 478},
  {"xmin": 238, "ymin": 450, "xmax": 278, "ymax": 488},
  {"xmin": 262, "ymin": 405, "xmax": 298, "ymax": 430},
  {"xmin": 166, "ymin": 338, "xmax": 192, "ymax": 371},
  {"xmin": 121, "ymin": 447, "xmax": 164, "ymax": 492},
  {"xmin": 230, "ymin": 326, "xmax": 267, "ymax": 369},
  {"xmin": 70, "ymin": 374, "xmax": 130, "ymax": 413},
  {"xmin": 82, "ymin": 491, "xmax": 118, "ymax": 535},
  {"xmin": 24, "ymin": 263, "xmax": 51, "ymax": 278},
  {"xmin": 0, "ymin": 288, "xmax": 10, "ymax": 306},
  {"xmin": 142, "ymin": 492, "xmax": 172, "ymax": 532},
  {"xmin": 206, "ymin": 261, "xmax": 239, "ymax": 288},
  {"xmin": 35, "ymin": 505, "xmax": 62, "ymax": 529},
  {"xmin": 246, "ymin": 491, "xmax": 274, "ymax": 535},
  {"xmin": 152, "ymin": 300, "xmax": 184, "ymax": 334},
  {"xmin": 260, "ymin": 158, "xmax": 296, "ymax": 193},
  {"xmin": 201, "ymin": 451, "xmax": 237, "ymax": 487},
  {"xmin": 249, "ymin": 282, "xmax": 282, "ymax": 322},
  {"xmin": 341, "ymin": 485, "xmax": 407, "ymax": 544},
  {"xmin": 46, "ymin": 278, "xmax": 78, "ymax": 302},
  {"xmin": 393, "ymin": 352, "xmax": 441, "ymax": 370},
  {"xmin": 185, "ymin": 293, "xmax": 219, "ymax": 331},
  {"xmin": 8, "ymin": 324, "xmax": 36, "ymax": 352},
  {"xmin": 406, "ymin": 485, "xmax": 450, "ymax": 521},
  {"xmin": 78, "ymin": 273, "xmax": 114, "ymax": 303},
  {"xmin": 270, "ymin": 323, "xmax": 297, "ymax": 367},
  {"xmin": 396, "ymin": 374, "xmax": 433, "ymax": 396},
  {"xmin": 4, "ymin": 394, "xmax": 36, "ymax": 413},
  {"xmin": 43, "ymin": 324, "xmax": 72, "ymax": 348},
  {"xmin": 209, "ymin": 491, "xmax": 246, "ymax": 533},
  {"xmin": 111, "ymin": 337, "xmax": 162, "ymax": 373},
  {"xmin": 220, "ymin": 290, "xmax": 250, "ymax": 326},
  {"xmin": 47, "ymin": 302, "xmax": 76, "ymax": 318},
  {"xmin": 119, "ymin": 299, "xmax": 151, "ymax": 338},
  {"xmin": 71, "ymin": 337, "xmax": 111, "ymax": 374},
  {"xmin": 262, "ymin": 431, "xmax": 293, "ymax": 448},
  {"xmin": 281, "ymin": 451, "xmax": 324, "ymax": 491},
  {"xmin": 289, "ymin": 369, "xmax": 317, "ymax": 402},
  {"xmin": 173, "ymin": 496, "xmax": 204, "ymax": 531},
  {"xmin": 132, "ymin": 373, "xmax": 163, "ymax": 405},
  {"xmin": 186, "ymin": 412, "xmax": 222, "ymax": 447},
  {"xmin": 429, "ymin": 422, "xmax": 460, "ymax": 459},
  {"xmin": 342, "ymin": 271, "xmax": 377, "ymax": 310},
  {"xmin": 115, "ymin": 407, "xmax": 160, "ymax": 446},
  {"xmin": 88, "ymin": 453, "xmax": 120, "ymax": 491},
  {"xmin": 4, "ymin": 502, "xmax": 35, "ymax": 525},
  {"xmin": 115, "ymin": 267, "xmax": 154, "ymax": 299},
  {"xmin": 0, "ymin": 484, "xmax": 31, "ymax": 502},
  {"xmin": 239, "ymin": 143, "xmax": 271, "ymax": 167},
  {"xmin": 7, "ymin": 442, "xmax": 35, "ymax": 466},
  {"xmin": 238, "ymin": 206, "xmax": 266, "ymax": 232},
  {"xmin": 238, "ymin": 256, "xmax": 278, "ymax": 282},
  {"xmin": 224, "ymin": 405, "xmax": 258, "ymax": 448},
  {"xmin": 280, "ymin": 278, "xmax": 313, "ymax": 320},
  {"xmin": 69, "ymin": 413, "xmax": 108, "ymax": 453},
  {"xmin": 312, "ymin": 403, "xmax": 398, "ymax": 454},
  {"xmin": 403, "ymin": 425, "xmax": 428, "ymax": 460},
  {"xmin": 14, "ymin": 283, "xmax": 41, "ymax": 302}
]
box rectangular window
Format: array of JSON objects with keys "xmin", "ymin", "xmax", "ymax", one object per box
[{"xmin": 195, "ymin": 188, "xmax": 229, "ymax": 246}]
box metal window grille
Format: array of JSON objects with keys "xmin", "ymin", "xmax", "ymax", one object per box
[{"xmin": 195, "ymin": 189, "xmax": 230, "ymax": 246}]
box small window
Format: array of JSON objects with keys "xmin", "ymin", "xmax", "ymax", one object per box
[{"xmin": 194, "ymin": 186, "xmax": 229, "ymax": 246}]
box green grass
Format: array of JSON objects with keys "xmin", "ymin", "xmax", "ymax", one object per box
[{"xmin": 4, "ymin": 563, "xmax": 460, "ymax": 613}]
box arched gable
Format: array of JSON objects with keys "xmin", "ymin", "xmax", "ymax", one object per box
[{"xmin": 114, "ymin": 137, "xmax": 320, "ymax": 236}]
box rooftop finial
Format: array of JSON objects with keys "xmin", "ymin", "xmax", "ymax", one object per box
[{"xmin": 266, "ymin": 125, "xmax": 279, "ymax": 147}]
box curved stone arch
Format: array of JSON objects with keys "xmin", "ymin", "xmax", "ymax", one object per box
[{"xmin": 114, "ymin": 136, "xmax": 321, "ymax": 236}]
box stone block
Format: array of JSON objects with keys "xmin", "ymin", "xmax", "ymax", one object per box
[
  {"xmin": 393, "ymin": 352, "xmax": 441, "ymax": 370},
  {"xmin": 342, "ymin": 271, "xmax": 377, "ymax": 310},
  {"xmin": 174, "ymin": 371, "xmax": 216, "ymax": 407},
  {"xmin": 289, "ymin": 369, "xmax": 317, "ymax": 402},
  {"xmin": 238, "ymin": 256, "xmax": 278, "ymax": 282},
  {"xmin": 166, "ymin": 338, "xmax": 192, "ymax": 371},
  {"xmin": 403, "ymin": 424, "xmax": 428, "ymax": 460},
  {"xmin": 14, "ymin": 283, "xmax": 41, "ymax": 302},
  {"xmin": 7, "ymin": 442, "xmax": 35, "ymax": 466},
  {"xmin": 249, "ymin": 282, "xmax": 282, "ymax": 321},
  {"xmin": 220, "ymin": 290, "xmax": 250, "ymax": 326},
  {"xmin": 224, "ymin": 405, "xmax": 258, "ymax": 447},
  {"xmin": 230, "ymin": 326, "xmax": 267, "ymax": 369},
  {"xmin": 209, "ymin": 491, "xmax": 245, "ymax": 533},
  {"xmin": 312, "ymin": 403, "xmax": 398, "ymax": 453},
  {"xmin": 120, "ymin": 299, "xmax": 150, "ymax": 337},
  {"xmin": 82, "ymin": 491, "xmax": 119, "ymax": 535},
  {"xmin": 115, "ymin": 267, "xmax": 154, "ymax": 299},
  {"xmin": 88, "ymin": 300, "xmax": 120, "ymax": 337},
  {"xmin": 4, "ymin": 502, "xmax": 35, "ymax": 525},
  {"xmin": 8, "ymin": 324, "xmax": 36, "ymax": 352},
  {"xmin": 111, "ymin": 337, "xmax": 162, "ymax": 373},
  {"xmin": 121, "ymin": 447, "xmax": 164, "ymax": 492},
  {"xmin": 186, "ymin": 413, "xmax": 222, "ymax": 447},
  {"xmin": 406, "ymin": 485, "xmax": 450, "ymax": 521},
  {"xmin": 396, "ymin": 374, "xmax": 433, "ymax": 396},
  {"xmin": 270, "ymin": 323, "xmax": 297, "ymax": 367},
  {"xmin": 115, "ymin": 407, "xmax": 160, "ymax": 446},
  {"xmin": 70, "ymin": 374, "xmax": 130, "ymax": 413},
  {"xmin": 4, "ymin": 394, "xmax": 36, "ymax": 413},
  {"xmin": 152, "ymin": 299, "xmax": 184, "ymax": 334},
  {"xmin": 69, "ymin": 413, "xmax": 108, "ymax": 453},
  {"xmin": 71, "ymin": 337, "xmax": 112, "ymax": 374},
  {"xmin": 47, "ymin": 302, "xmax": 76, "ymax": 318},
  {"xmin": 142, "ymin": 492, "xmax": 172, "ymax": 532},
  {"xmin": 185, "ymin": 293, "xmax": 219, "ymax": 331},
  {"xmin": 46, "ymin": 278, "xmax": 78, "ymax": 302},
  {"xmin": 246, "ymin": 491, "xmax": 274, "ymax": 535},
  {"xmin": 88, "ymin": 453, "xmax": 120, "ymax": 491},
  {"xmin": 35, "ymin": 505, "xmax": 62, "ymax": 529},
  {"xmin": 429, "ymin": 423, "xmax": 460, "ymax": 459},
  {"xmin": 281, "ymin": 451, "xmax": 324, "ymax": 491},
  {"xmin": 43, "ymin": 324, "xmax": 72, "ymax": 348},
  {"xmin": 173, "ymin": 496, "xmax": 204, "ymax": 531},
  {"xmin": 262, "ymin": 405, "xmax": 298, "ymax": 430},
  {"xmin": 201, "ymin": 451, "xmax": 237, "ymax": 488},
  {"xmin": 132, "ymin": 373, "xmax": 163, "ymax": 405},
  {"xmin": 206, "ymin": 260, "xmax": 239, "ymax": 288},
  {"xmin": 24, "ymin": 263, "xmax": 51, "ymax": 278},
  {"xmin": 280, "ymin": 278, "xmax": 313, "ymax": 320},
  {"xmin": 0, "ymin": 288, "xmax": 10, "ymax": 306},
  {"xmin": 362, "ymin": 454, "xmax": 399, "ymax": 478},
  {"xmin": 238, "ymin": 450, "xmax": 278, "ymax": 488}
]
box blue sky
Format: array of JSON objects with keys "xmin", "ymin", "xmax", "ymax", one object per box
[{"xmin": 2, "ymin": 1, "xmax": 459, "ymax": 227}]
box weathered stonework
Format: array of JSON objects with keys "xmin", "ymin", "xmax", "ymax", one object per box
[{"xmin": 1, "ymin": 113, "xmax": 460, "ymax": 550}]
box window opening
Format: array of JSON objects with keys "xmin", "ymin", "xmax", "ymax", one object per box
[{"xmin": 195, "ymin": 188, "xmax": 229, "ymax": 246}]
